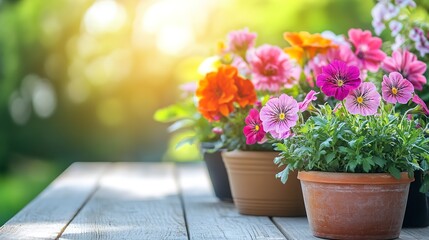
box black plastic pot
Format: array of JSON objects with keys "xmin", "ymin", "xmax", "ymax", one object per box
[
  {"xmin": 403, "ymin": 171, "xmax": 429, "ymax": 228},
  {"xmin": 200, "ymin": 142, "xmax": 233, "ymax": 202}
]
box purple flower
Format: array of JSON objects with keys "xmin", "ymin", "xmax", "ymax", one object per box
[
  {"xmin": 345, "ymin": 82, "xmax": 381, "ymax": 116},
  {"xmin": 260, "ymin": 94, "xmax": 299, "ymax": 139},
  {"xmin": 298, "ymin": 90, "xmax": 319, "ymax": 112},
  {"xmin": 316, "ymin": 60, "xmax": 362, "ymax": 100},
  {"xmin": 412, "ymin": 95, "xmax": 429, "ymax": 115},
  {"xmin": 382, "ymin": 72, "xmax": 414, "ymax": 104},
  {"xmin": 243, "ymin": 109, "xmax": 266, "ymax": 145},
  {"xmin": 389, "ymin": 20, "xmax": 403, "ymax": 37},
  {"xmin": 409, "ymin": 28, "xmax": 429, "ymax": 57}
]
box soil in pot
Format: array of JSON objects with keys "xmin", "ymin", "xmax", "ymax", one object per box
[
  {"xmin": 201, "ymin": 142, "xmax": 233, "ymax": 202},
  {"xmin": 299, "ymin": 171, "xmax": 413, "ymax": 240},
  {"xmin": 222, "ymin": 150, "xmax": 306, "ymax": 217},
  {"xmin": 403, "ymin": 170, "xmax": 429, "ymax": 228}
]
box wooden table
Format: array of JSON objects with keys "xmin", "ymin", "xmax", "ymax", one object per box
[{"xmin": 1, "ymin": 162, "xmax": 428, "ymax": 240}]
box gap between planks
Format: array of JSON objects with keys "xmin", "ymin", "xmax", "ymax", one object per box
[
  {"xmin": 0, "ymin": 162, "xmax": 110, "ymax": 240},
  {"xmin": 55, "ymin": 163, "xmax": 111, "ymax": 239}
]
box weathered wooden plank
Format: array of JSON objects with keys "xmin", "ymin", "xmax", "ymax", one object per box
[
  {"xmin": 178, "ymin": 163, "xmax": 286, "ymax": 240},
  {"xmin": 59, "ymin": 162, "xmax": 187, "ymax": 240},
  {"xmin": 271, "ymin": 217, "xmax": 317, "ymax": 240},
  {"xmin": 273, "ymin": 217, "xmax": 429, "ymax": 240},
  {"xmin": 401, "ymin": 227, "xmax": 429, "ymax": 239},
  {"xmin": 0, "ymin": 162, "xmax": 109, "ymax": 240}
]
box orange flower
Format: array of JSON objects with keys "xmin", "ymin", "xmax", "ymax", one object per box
[
  {"xmin": 196, "ymin": 65, "xmax": 256, "ymax": 121},
  {"xmin": 284, "ymin": 32, "xmax": 336, "ymax": 63},
  {"xmin": 197, "ymin": 66, "xmax": 238, "ymax": 121},
  {"xmin": 234, "ymin": 76, "xmax": 257, "ymax": 108}
]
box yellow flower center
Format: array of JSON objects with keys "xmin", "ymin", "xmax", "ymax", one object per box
[
  {"xmin": 357, "ymin": 96, "xmax": 364, "ymax": 104},
  {"xmin": 392, "ymin": 87, "xmax": 398, "ymax": 95},
  {"xmin": 254, "ymin": 125, "xmax": 260, "ymax": 131},
  {"xmin": 279, "ymin": 113, "xmax": 286, "ymax": 120},
  {"xmin": 337, "ymin": 80, "xmax": 344, "ymax": 87}
]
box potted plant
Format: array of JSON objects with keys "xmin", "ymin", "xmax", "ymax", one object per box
[
  {"xmin": 370, "ymin": 0, "xmax": 429, "ymax": 227},
  {"xmin": 154, "ymin": 76, "xmax": 233, "ymax": 202},
  {"xmin": 270, "ymin": 53, "xmax": 429, "ymax": 239},
  {"xmin": 194, "ymin": 28, "xmax": 341, "ymax": 217}
]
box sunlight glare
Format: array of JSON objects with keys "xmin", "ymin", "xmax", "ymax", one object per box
[{"xmin": 84, "ymin": 0, "xmax": 127, "ymax": 34}]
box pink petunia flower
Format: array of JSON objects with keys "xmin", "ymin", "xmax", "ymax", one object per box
[
  {"xmin": 348, "ymin": 28, "xmax": 386, "ymax": 72},
  {"xmin": 243, "ymin": 109, "xmax": 266, "ymax": 145},
  {"xmin": 382, "ymin": 72, "xmax": 414, "ymax": 104},
  {"xmin": 382, "ymin": 50, "xmax": 427, "ymax": 91},
  {"xmin": 260, "ymin": 94, "xmax": 299, "ymax": 139},
  {"xmin": 247, "ymin": 44, "xmax": 300, "ymax": 92},
  {"xmin": 227, "ymin": 28, "xmax": 257, "ymax": 54},
  {"xmin": 307, "ymin": 45, "xmax": 359, "ymax": 84},
  {"xmin": 298, "ymin": 90, "xmax": 319, "ymax": 112},
  {"xmin": 344, "ymin": 82, "xmax": 381, "ymax": 116},
  {"xmin": 412, "ymin": 95, "xmax": 429, "ymax": 115},
  {"xmin": 316, "ymin": 60, "xmax": 362, "ymax": 100}
]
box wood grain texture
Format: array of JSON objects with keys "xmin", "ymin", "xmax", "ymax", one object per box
[
  {"xmin": 177, "ymin": 163, "xmax": 286, "ymax": 240},
  {"xmin": 273, "ymin": 217, "xmax": 429, "ymax": 240},
  {"xmin": 0, "ymin": 162, "xmax": 109, "ymax": 240},
  {"xmin": 59, "ymin": 162, "xmax": 187, "ymax": 240}
]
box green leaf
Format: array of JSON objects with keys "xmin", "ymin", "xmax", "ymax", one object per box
[
  {"xmin": 419, "ymin": 175, "xmax": 429, "ymax": 193},
  {"xmin": 274, "ymin": 143, "xmax": 287, "ymax": 152},
  {"xmin": 373, "ymin": 157, "xmax": 386, "ymax": 168},
  {"xmin": 167, "ymin": 119, "xmax": 195, "ymax": 133},
  {"xmin": 319, "ymin": 137, "xmax": 332, "ymax": 150},
  {"xmin": 276, "ymin": 165, "xmax": 291, "ymax": 184},
  {"xmin": 388, "ymin": 165, "xmax": 401, "ymax": 179},
  {"xmin": 362, "ymin": 157, "xmax": 373, "ymax": 172},
  {"xmin": 325, "ymin": 152, "xmax": 335, "ymax": 163},
  {"xmin": 153, "ymin": 104, "xmax": 191, "ymax": 122},
  {"xmin": 175, "ymin": 136, "xmax": 196, "ymax": 149}
]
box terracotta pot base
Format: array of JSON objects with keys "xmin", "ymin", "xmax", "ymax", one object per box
[
  {"xmin": 299, "ymin": 171, "xmax": 413, "ymax": 240},
  {"xmin": 222, "ymin": 151, "xmax": 306, "ymax": 217}
]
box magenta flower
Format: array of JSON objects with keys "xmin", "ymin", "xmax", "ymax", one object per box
[
  {"xmin": 298, "ymin": 90, "xmax": 319, "ymax": 112},
  {"xmin": 348, "ymin": 29, "xmax": 386, "ymax": 72},
  {"xmin": 382, "ymin": 72, "xmax": 414, "ymax": 104},
  {"xmin": 412, "ymin": 95, "xmax": 429, "ymax": 115},
  {"xmin": 345, "ymin": 82, "xmax": 381, "ymax": 116},
  {"xmin": 382, "ymin": 50, "xmax": 427, "ymax": 91},
  {"xmin": 243, "ymin": 109, "xmax": 266, "ymax": 145},
  {"xmin": 260, "ymin": 94, "xmax": 299, "ymax": 139},
  {"xmin": 307, "ymin": 45, "xmax": 359, "ymax": 85},
  {"xmin": 316, "ymin": 60, "xmax": 362, "ymax": 100},
  {"xmin": 247, "ymin": 44, "xmax": 300, "ymax": 92},
  {"xmin": 227, "ymin": 28, "xmax": 257, "ymax": 54}
]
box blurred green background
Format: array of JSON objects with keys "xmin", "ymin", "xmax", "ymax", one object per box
[{"xmin": 0, "ymin": 0, "xmax": 374, "ymax": 225}]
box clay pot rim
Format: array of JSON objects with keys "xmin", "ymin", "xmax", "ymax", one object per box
[
  {"xmin": 298, "ymin": 171, "xmax": 414, "ymax": 185},
  {"xmin": 221, "ymin": 150, "xmax": 279, "ymax": 158}
]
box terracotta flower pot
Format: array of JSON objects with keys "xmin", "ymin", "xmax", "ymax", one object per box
[
  {"xmin": 222, "ymin": 150, "xmax": 306, "ymax": 216},
  {"xmin": 200, "ymin": 142, "xmax": 233, "ymax": 202},
  {"xmin": 299, "ymin": 171, "xmax": 413, "ymax": 240}
]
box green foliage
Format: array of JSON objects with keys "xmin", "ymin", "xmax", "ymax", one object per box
[
  {"xmin": 275, "ymin": 103, "xmax": 429, "ymax": 192},
  {"xmin": 154, "ymin": 98, "xmax": 219, "ymax": 145}
]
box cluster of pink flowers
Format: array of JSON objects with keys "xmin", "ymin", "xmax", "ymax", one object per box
[
  {"xmin": 239, "ymin": 26, "xmax": 428, "ymax": 145},
  {"xmin": 223, "ymin": 29, "xmax": 301, "ymax": 93}
]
